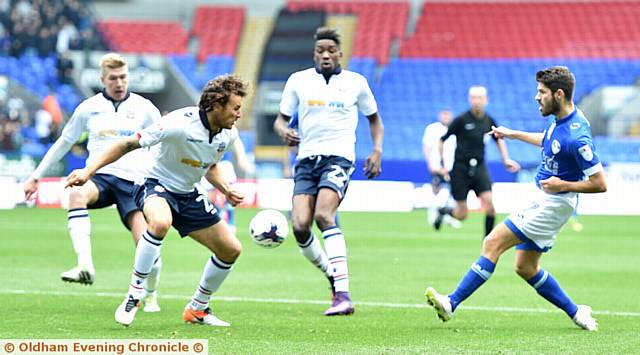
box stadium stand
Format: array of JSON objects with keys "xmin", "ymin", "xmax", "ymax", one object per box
[
  {"xmin": 191, "ymin": 5, "xmax": 245, "ymax": 62},
  {"xmin": 401, "ymin": 1, "xmax": 640, "ymax": 59},
  {"xmin": 287, "ymin": 0, "xmax": 409, "ymax": 64},
  {"xmin": 97, "ymin": 20, "xmax": 188, "ymax": 55}
]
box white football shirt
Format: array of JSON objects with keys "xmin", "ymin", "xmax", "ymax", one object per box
[
  {"xmin": 60, "ymin": 92, "xmax": 160, "ymax": 182},
  {"xmin": 422, "ymin": 121, "xmax": 456, "ymax": 171},
  {"xmin": 279, "ymin": 68, "xmax": 378, "ymax": 162},
  {"xmin": 137, "ymin": 107, "xmax": 238, "ymax": 194}
]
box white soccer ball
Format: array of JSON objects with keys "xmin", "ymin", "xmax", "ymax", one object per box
[{"xmin": 249, "ymin": 209, "xmax": 289, "ymax": 248}]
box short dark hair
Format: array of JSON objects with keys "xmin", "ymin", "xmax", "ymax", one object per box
[
  {"xmin": 199, "ymin": 74, "xmax": 248, "ymax": 112},
  {"xmin": 314, "ymin": 27, "xmax": 340, "ymax": 47},
  {"xmin": 536, "ymin": 66, "xmax": 575, "ymax": 101}
]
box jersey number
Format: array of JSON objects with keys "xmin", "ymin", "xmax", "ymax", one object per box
[
  {"xmin": 327, "ymin": 165, "xmax": 348, "ymax": 188},
  {"xmin": 196, "ymin": 195, "xmax": 217, "ymax": 215}
]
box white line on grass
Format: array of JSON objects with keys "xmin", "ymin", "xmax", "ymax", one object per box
[{"xmin": 3, "ymin": 289, "xmax": 639, "ymax": 317}]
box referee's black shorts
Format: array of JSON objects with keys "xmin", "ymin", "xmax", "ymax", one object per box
[{"xmin": 450, "ymin": 162, "xmax": 492, "ymax": 201}]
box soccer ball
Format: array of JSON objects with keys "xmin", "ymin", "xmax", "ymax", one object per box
[{"xmin": 249, "ymin": 209, "xmax": 289, "ymax": 248}]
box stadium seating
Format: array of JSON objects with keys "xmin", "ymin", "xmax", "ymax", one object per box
[
  {"xmin": 169, "ymin": 54, "xmax": 235, "ymax": 91},
  {"xmin": 0, "ymin": 54, "xmax": 81, "ymax": 113},
  {"xmin": 192, "ymin": 5, "xmax": 245, "ymax": 62},
  {"xmin": 287, "ymin": 0, "xmax": 409, "ymax": 64},
  {"xmin": 401, "ymin": 2, "xmax": 640, "ymax": 59},
  {"xmin": 353, "ymin": 58, "xmax": 640, "ymax": 165},
  {"xmin": 98, "ymin": 20, "xmax": 189, "ymax": 55}
]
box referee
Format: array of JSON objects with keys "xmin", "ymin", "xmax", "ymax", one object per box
[{"xmin": 436, "ymin": 86, "xmax": 520, "ymax": 237}]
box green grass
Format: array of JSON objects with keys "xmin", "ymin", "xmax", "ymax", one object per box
[{"xmin": 0, "ymin": 208, "xmax": 638, "ymax": 354}]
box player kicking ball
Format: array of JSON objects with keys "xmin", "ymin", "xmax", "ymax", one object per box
[
  {"xmin": 425, "ymin": 66, "xmax": 607, "ymax": 331},
  {"xmin": 67, "ymin": 75, "xmax": 248, "ymax": 327}
]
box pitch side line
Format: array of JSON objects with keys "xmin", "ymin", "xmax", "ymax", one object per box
[{"xmin": 3, "ymin": 289, "xmax": 640, "ymax": 317}]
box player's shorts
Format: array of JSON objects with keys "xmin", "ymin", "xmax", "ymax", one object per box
[
  {"xmin": 133, "ymin": 178, "xmax": 221, "ymax": 237},
  {"xmin": 450, "ymin": 161, "xmax": 492, "ymax": 201},
  {"xmin": 504, "ymin": 190, "xmax": 577, "ymax": 253},
  {"xmin": 88, "ymin": 173, "xmax": 140, "ymax": 228},
  {"xmin": 293, "ymin": 155, "xmax": 355, "ymax": 200}
]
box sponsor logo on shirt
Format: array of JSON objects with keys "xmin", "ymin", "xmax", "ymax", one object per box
[
  {"xmin": 187, "ymin": 137, "xmax": 204, "ymax": 143},
  {"xmin": 308, "ymin": 100, "xmax": 326, "ymax": 107},
  {"xmin": 181, "ymin": 158, "xmax": 210, "ymax": 169},
  {"xmin": 578, "ymin": 145, "xmax": 593, "ymax": 161},
  {"xmin": 98, "ymin": 129, "xmax": 135, "ymax": 137},
  {"xmin": 464, "ymin": 123, "xmax": 475, "ymax": 130}
]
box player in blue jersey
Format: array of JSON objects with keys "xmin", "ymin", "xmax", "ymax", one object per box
[{"xmin": 424, "ymin": 66, "xmax": 607, "ymax": 331}]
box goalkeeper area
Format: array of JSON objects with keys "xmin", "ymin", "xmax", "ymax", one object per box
[{"xmin": 0, "ymin": 208, "xmax": 638, "ymax": 353}]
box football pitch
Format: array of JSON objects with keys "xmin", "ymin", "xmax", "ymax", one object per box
[{"xmin": 1, "ymin": 207, "xmax": 638, "ymax": 354}]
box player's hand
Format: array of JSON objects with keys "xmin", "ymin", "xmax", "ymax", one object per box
[
  {"xmin": 491, "ymin": 125, "xmax": 517, "ymax": 139},
  {"xmin": 539, "ymin": 176, "xmax": 566, "ymax": 194},
  {"xmin": 364, "ymin": 150, "xmax": 382, "ymax": 179},
  {"xmin": 282, "ymin": 128, "xmax": 300, "ymax": 147},
  {"xmin": 504, "ymin": 158, "xmax": 521, "ymax": 172},
  {"xmin": 65, "ymin": 169, "xmax": 91, "ymax": 188},
  {"xmin": 23, "ymin": 177, "xmax": 38, "ymax": 200},
  {"xmin": 225, "ymin": 190, "xmax": 245, "ymax": 207}
]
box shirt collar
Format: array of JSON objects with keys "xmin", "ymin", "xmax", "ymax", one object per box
[
  {"xmin": 555, "ymin": 108, "xmax": 577, "ymax": 124},
  {"xmin": 199, "ymin": 109, "xmax": 221, "ymax": 143},
  {"xmin": 315, "ymin": 65, "xmax": 342, "ymax": 84},
  {"xmin": 101, "ymin": 89, "xmax": 130, "ymax": 103}
]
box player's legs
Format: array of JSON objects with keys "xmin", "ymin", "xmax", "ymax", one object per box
[
  {"xmin": 125, "ymin": 210, "xmax": 161, "ymax": 312},
  {"xmin": 183, "ymin": 220, "xmax": 241, "ymax": 326},
  {"xmin": 292, "ymin": 194, "xmax": 333, "ymax": 279},
  {"xmin": 115, "ymin": 196, "xmax": 171, "ymax": 326},
  {"xmin": 62, "ymin": 181, "xmax": 100, "ymax": 284},
  {"xmin": 315, "ymin": 187, "xmax": 354, "ymax": 316},
  {"xmin": 515, "ymin": 249, "xmax": 594, "ymax": 329},
  {"xmin": 478, "ymin": 190, "xmax": 496, "ymax": 238},
  {"xmin": 425, "ymin": 223, "xmax": 520, "ymax": 321}
]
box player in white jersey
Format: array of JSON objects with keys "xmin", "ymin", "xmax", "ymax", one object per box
[
  {"xmin": 425, "ymin": 67, "xmax": 606, "ymax": 331},
  {"xmin": 66, "ymin": 74, "xmax": 247, "ymax": 327},
  {"xmin": 273, "ymin": 27, "xmax": 384, "ymax": 316},
  {"xmin": 23, "ymin": 53, "xmax": 163, "ymax": 311},
  {"xmin": 422, "ymin": 110, "xmax": 461, "ymax": 229}
]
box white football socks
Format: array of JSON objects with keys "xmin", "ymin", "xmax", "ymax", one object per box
[
  {"xmin": 298, "ymin": 234, "xmax": 331, "ymax": 277},
  {"xmin": 129, "ymin": 230, "xmax": 163, "ymax": 299},
  {"xmin": 67, "ymin": 209, "xmax": 94, "ymax": 272},
  {"xmin": 189, "ymin": 254, "xmax": 234, "ymax": 310},
  {"xmin": 323, "ymin": 227, "xmax": 349, "ymax": 293}
]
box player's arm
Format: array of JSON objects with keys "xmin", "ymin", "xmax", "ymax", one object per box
[
  {"xmin": 364, "ymin": 112, "xmax": 384, "ymax": 179},
  {"xmin": 495, "ymin": 137, "xmax": 521, "ymax": 172},
  {"xmin": 540, "ymin": 171, "xmax": 607, "ymax": 194},
  {"xmin": 65, "ymin": 135, "xmax": 141, "ymax": 188},
  {"xmin": 204, "ymin": 164, "xmax": 244, "ymax": 206},
  {"xmin": 273, "ymin": 113, "xmax": 300, "ymax": 146},
  {"xmin": 24, "ymin": 109, "xmax": 86, "ymax": 199},
  {"xmin": 491, "ymin": 125, "xmax": 543, "ymax": 146}
]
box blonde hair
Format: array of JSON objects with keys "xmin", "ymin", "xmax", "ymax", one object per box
[{"xmin": 99, "ymin": 53, "xmax": 127, "ymax": 76}]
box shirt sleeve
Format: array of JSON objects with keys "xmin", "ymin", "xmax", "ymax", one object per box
[
  {"xmin": 357, "ymin": 75, "xmax": 378, "ymax": 116},
  {"xmin": 279, "ymin": 74, "xmax": 299, "ymax": 117},
  {"xmin": 441, "ymin": 117, "xmax": 460, "ymax": 142},
  {"xmin": 571, "ymin": 136, "xmax": 602, "ymax": 177},
  {"xmin": 137, "ymin": 115, "xmax": 183, "ymax": 148},
  {"xmin": 59, "ymin": 105, "xmax": 88, "ymax": 144}
]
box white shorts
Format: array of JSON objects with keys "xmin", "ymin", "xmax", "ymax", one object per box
[{"xmin": 505, "ymin": 189, "xmax": 577, "ymax": 252}]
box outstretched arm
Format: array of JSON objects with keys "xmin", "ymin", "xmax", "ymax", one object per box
[
  {"xmin": 65, "ymin": 135, "xmax": 141, "ymax": 187},
  {"xmin": 364, "ymin": 112, "xmax": 384, "ymax": 179},
  {"xmin": 491, "ymin": 125, "xmax": 544, "ymax": 147}
]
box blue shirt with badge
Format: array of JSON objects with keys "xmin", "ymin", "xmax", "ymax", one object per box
[{"xmin": 535, "ymin": 108, "xmax": 602, "ymax": 191}]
